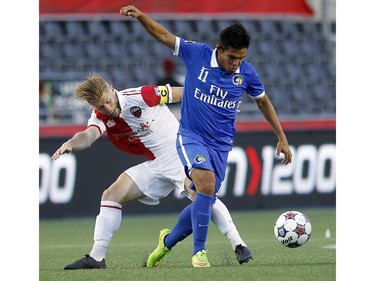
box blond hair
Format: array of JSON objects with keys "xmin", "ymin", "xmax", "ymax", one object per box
[{"xmin": 74, "ymin": 73, "xmax": 110, "ymax": 104}]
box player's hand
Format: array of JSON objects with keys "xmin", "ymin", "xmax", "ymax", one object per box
[
  {"xmin": 51, "ymin": 143, "xmax": 72, "ymax": 160},
  {"xmin": 275, "ymin": 141, "xmax": 292, "ymax": 164},
  {"xmin": 120, "ymin": 5, "xmax": 142, "ymax": 18}
]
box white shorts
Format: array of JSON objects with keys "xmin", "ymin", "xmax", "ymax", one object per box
[{"xmin": 125, "ymin": 152, "xmax": 188, "ymax": 205}]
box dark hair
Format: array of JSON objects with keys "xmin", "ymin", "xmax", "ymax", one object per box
[{"xmin": 218, "ymin": 23, "xmax": 250, "ymax": 50}]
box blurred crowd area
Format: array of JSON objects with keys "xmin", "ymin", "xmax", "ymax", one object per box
[{"xmin": 39, "ymin": 1, "xmax": 336, "ymax": 124}]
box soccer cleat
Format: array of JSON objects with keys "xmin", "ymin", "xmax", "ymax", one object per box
[
  {"xmin": 234, "ymin": 244, "xmax": 253, "ymax": 264},
  {"xmin": 146, "ymin": 228, "xmax": 171, "ymax": 268},
  {"xmin": 192, "ymin": 250, "xmax": 210, "ymax": 268},
  {"xmin": 64, "ymin": 254, "xmax": 106, "ymax": 270}
]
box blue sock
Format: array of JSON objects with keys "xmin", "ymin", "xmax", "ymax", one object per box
[
  {"xmin": 164, "ymin": 203, "xmax": 193, "ymax": 249},
  {"xmin": 192, "ymin": 192, "xmax": 213, "ymax": 255}
]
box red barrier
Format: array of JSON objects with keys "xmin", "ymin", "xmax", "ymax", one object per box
[
  {"xmin": 39, "ymin": 0, "xmax": 313, "ymax": 15},
  {"xmin": 39, "ymin": 119, "xmax": 336, "ymax": 138}
]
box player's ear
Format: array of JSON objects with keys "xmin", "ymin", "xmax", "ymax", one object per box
[{"xmin": 217, "ymin": 45, "xmax": 225, "ymax": 53}]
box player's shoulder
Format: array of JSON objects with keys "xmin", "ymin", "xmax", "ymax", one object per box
[
  {"xmin": 180, "ymin": 37, "xmax": 209, "ymax": 49},
  {"xmin": 119, "ymin": 86, "xmax": 142, "ymax": 96},
  {"xmin": 239, "ymin": 60, "xmax": 261, "ymax": 78},
  {"xmin": 240, "ymin": 60, "xmax": 257, "ymax": 72},
  {"xmin": 118, "ymin": 85, "xmax": 164, "ymax": 108},
  {"xmin": 118, "ymin": 86, "xmax": 143, "ymax": 104},
  {"xmin": 140, "ymin": 85, "xmax": 162, "ymax": 107}
]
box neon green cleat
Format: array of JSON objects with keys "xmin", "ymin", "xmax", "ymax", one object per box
[
  {"xmin": 192, "ymin": 250, "xmax": 211, "ymax": 268},
  {"xmin": 146, "ymin": 228, "xmax": 171, "ymax": 268}
]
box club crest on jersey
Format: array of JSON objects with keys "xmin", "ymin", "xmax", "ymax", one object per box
[
  {"xmin": 106, "ymin": 119, "xmax": 115, "ymax": 128},
  {"xmin": 232, "ymin": 74, "xmax": 243, "ymax": 86},
  {"xmin": 194, "ymin": 154, "xmax": 206, "ymax": 164},
  {"xmin": 130, "ymin": 106, "xmax": 142, "ymax": 118}
]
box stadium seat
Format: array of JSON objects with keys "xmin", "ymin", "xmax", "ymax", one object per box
[
  {"xmin": 84, "ymin": 42, "xmax": 106, "ymax": 58},
  {"xmin": 127, "ymin": 40, "xmax": 144, "ymax": 58},
  {"xmin": 214, "ymin": 19, "xmax": 236, "ymax": 33},
  {"xmin": 257, "ymin": 38, "xmax": 279, "ymax": 55},
  {"xmin": 304, "ymin": 63, "xmax": 325, "ymax": 83},
  {"xmin": 280, "ymin": 40, "xmax": 300, "ymax": 55},
  {"xmin": 42, "ymin": 21, "xmax": 64, "ymax": 42},
  {"xmin": 265, "ymin": 85, "xmax": 284, "ymax": 111},
  {"xmin": 239, "ymin": 20, "xmax": 259, "ymax": 38},
  {"xmin": 301, "ymin": 21, "xmax": 322, "ymax": 39},
  {"xmin": 103, "ymin": 40, "xmax": 127, "ymax": 58},
  {"xmin": 147, "ymin": 40, "xmax": 172, "ymax": 57},
  {"xmin": 87, "ymin": 20, "xmax": 108, "ymax": 40},
  {"xmin": 129, "ymin": 21, "xmax": 149, "ymax": 39},
  {"xmin": 195, "ymin": 19, "xmax": 214, "ymax": 42},
  {"xmin": 40, "ymin": 42, "xmax": 61, "ymax": 59},
  {"xmin": 310, "ymin": 84, "xmax": 327, "ymax": 102},
  {"xmin": 284, "ymin": 62, "xmax": 304, "ymax": 82},
  {"xmin": 279, "ymin": 20, "xmax": 300, "ymax": 39},
  {"xmin": 61, "ymin": 41, "xmax": 85, "ymax": 59},
  {"xmin": 258, "ymin": 20, "xmax": 278, "ymax": 39},
  {"xmin": 174, "ymin": 20, "xmax": 195, "ymax": 39},
  {"xmin": 290, "ymin": 86, "xmax": 311, "ymax": 105},
  {"xmin": 109, "ymin": 67, "xmax": 126, "ymax": 87},
  {"xmin": 108, "ymin": 21, "xmax": 129, "ymax": 41},
  {"xmin": 65, "ymin": 21, "xmax": 87, "ymax": 41}
]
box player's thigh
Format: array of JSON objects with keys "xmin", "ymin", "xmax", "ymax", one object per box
[
  {"xmin": 176, "ymin": 135, "xmax": 214, "ymax": 176},
  {"xmin": 126, "ymin": 161, "xmax": 178, "ymax": 201},
  {"xmin": 102, "ymin": 172, "xmax": 145, "ymax": 204},
  {"xmin": 190, "ymin": 168, "xmax": 215, "ymax": 193}
]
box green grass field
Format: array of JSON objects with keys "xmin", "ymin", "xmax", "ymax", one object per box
[{"xmin": 40, "ymin": 207, "xmax": 335, "ymax": 281}]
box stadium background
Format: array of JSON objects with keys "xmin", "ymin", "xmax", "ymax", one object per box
[{"xmin": 39, "ymin": 0, "xmax": 336, "ymax": 218}]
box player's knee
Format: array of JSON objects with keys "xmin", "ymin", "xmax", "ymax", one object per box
[
  {"xmin": 101, "ymin": 186, "xmax": 122, "ymax": 203},
  {"xmin": 197, "ymin": 185, "xmax": 215, "ymax": 196},
  {"xmin": 191, "ymin": 169, "xmax": 215, "ymax": 195},
  {"xmin": 101, "ymin": 188, "xmax": 112, "ymax": 201}
]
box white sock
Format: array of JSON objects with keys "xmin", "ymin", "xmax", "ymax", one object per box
[
  {"xmin": 211, "ymin": 199, "xmax": 247, "ymax": 250},
  {"xmin": 89, "ymin": 201, "xmax": 122, "ymax": 261}
]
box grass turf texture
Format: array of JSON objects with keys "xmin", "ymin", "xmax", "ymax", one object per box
[{"xmin": 40, "ymin": 208, "xmax": 335, "ymax": 281}]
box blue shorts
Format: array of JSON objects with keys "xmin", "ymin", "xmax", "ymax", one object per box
[{"xmin": 176, "ymin": 133, "xmax": 229, "ymax": 194}]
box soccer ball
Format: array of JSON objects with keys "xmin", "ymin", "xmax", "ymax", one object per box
[{"xmin": 274, "ymin": 210, "xmax": 312, "ymax": 248}]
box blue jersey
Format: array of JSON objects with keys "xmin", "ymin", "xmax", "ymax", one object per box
[{"xmin": 175, "ymin": 37, "xmax": 265, "ymax": 151}]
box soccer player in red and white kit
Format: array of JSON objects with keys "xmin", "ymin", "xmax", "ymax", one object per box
[{"xmin": 51, "ymin": 74, "xmax": 252, "ymax": 270}]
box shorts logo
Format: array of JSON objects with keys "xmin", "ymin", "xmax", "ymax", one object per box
[
  {"xmin": 232, "ymin": 74, "xmax": 243, "ymax": 86},
  {"xmin": 194, "ymin": 154, "xmax": 206, "ymax": 164},
  {"xmin": 130, "ymin": 106, "xmax": 142, "ymax": 118}
]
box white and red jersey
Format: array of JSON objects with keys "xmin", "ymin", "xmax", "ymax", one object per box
[{"xmin": 87, "ymin": 85, "xmax": 179, "ymax": 160}]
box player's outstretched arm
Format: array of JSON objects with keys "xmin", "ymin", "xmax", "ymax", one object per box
[
  {"xmin": 256, "ymin": 95, "xmax": 292, "ymax": 164},
  {"xmin": 170, "ymin": 87, "xmax": 183, "ymax": 103},
  {"xmin": 51, "ymin": 126, "xmax": 100, "ymax": 160},
  {"xmin": 120, "ymin": 5, "xmax": 176, "ymax": 50}
]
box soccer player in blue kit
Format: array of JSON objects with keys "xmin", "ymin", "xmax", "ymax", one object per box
[{"xmin": 121, "ymin": 5, "xmax": 293, "ymax": 268}]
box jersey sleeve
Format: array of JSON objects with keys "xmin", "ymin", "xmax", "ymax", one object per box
[
  {"xmin": 245, "ymin": 65, "xmax": 266, "ymax": 100},
  {"xmin": 87, "ymin": 109, "xmax": 106, "ymax": 134},
  {"xmin": 141, "ymin": 84, "xmax": 173, "ymax": 107},
  {"xmin": 175, "ymin": 37, "xmax": 205, "ymax": 68}
]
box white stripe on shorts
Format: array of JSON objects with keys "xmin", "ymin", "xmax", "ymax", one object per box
[{"xmin": 178, "ymin": 134, "xmax": 192, "ymax": 171}]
